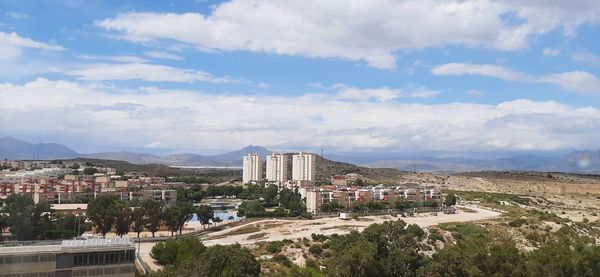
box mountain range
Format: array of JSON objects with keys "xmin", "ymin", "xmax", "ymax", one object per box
[{"xmin": 0, "ymin": 136, "xmax": 599, "ymax": 173}]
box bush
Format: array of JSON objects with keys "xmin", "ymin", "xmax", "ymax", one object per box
[
  {"xmin": 150, "ymin": 237, "xmax": 206, "ymax": 266},
  {"xmin": 509, "ymin": 218, "xmax": 527, "ymax": 227},
  {"xmin": 308, "ymin": 245, "xmax": 323, "ymax": 255},
  {"xmin": 267, "ymin": 241, "xmax": 285, "ymax": 254},
  {"xmin": 272, "ymin": 254, "xmax": 293, "ymax": 267},
  {"xmin": 311, "ymin": 233, "xmax": 328, "ymax": 242}
]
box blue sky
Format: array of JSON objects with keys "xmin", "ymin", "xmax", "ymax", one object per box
[{"xmin": 0, "ymin": 0, "xmax": 599, "ymax": 155}]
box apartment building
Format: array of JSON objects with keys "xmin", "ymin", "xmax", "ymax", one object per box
[
  {"xmin": 292, "ymin": 152, "xmax": 315, "ymax": 183},
  {"xmin": 304, "ymin": 185, "xmax": 443, "ymax": 213},
  {"xmin": 0, "ymin": 238, "xmax": 135, "ymax": 277},
  {"xmin": 242, "ymin": 153, "xmax": 263, "ymax": 184},
  {"xmin": 265, "ymin": 153, "xmax": 288, "ymax": 183}
]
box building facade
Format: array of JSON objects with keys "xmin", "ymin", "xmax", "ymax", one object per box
[
  {"xmin": 265, "ymin": 153, "xmax": 288, "ymax": 183},
  {"xmin": 292, "ymin": 152, "xmax": 315, "ymax": 183},
  {"xmin": 242, "ymin": 153, "xmax": 263, "ymax": 184},
  {"xmin": 0, "ymin": 238, "xmax": 136, "ymax": 277}
]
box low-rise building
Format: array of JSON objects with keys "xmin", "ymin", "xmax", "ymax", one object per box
[{"xmin": 0, "ymin": 238, "xmax": 136, "ymax": 277}]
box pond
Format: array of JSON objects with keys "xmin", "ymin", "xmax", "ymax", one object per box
[{"xmin": 189, "ymin": 210, "xmax": 240, "ymax": 222}]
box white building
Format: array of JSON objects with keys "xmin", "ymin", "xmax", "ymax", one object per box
[
  {"xmin": 242, "ymin": 153, "xmax": 263, "ymax": 184},
  {"xmin": 292, "ymin": 152, "xmax": 316, "ymax": 182},
  {"xmin": 266, "ymin": 153, "xmax": 288, "ymax": 182}
]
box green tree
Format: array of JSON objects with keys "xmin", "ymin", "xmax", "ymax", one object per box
[
  {"xmin": 142, "ymin": 199, "xmax": 164, "ymax": 238},
  {"xmin": 114, "ymin": 202, "xmax": 133, "ymax": 237},
  {"xmin": 444, "ymin": 193, "xmax": 457, "ymax": 206},
  {"xmin": 196, "ymin": 205, "xmax": 214, "ymax": 225},
  {"xmin": 237, "ymin": 200, "xmax": 266, "ymax": 217},
  {"xmin": 0, "ymin": 214, "xmax": 8, "ymax": 241},
  {"xmin": 334, "ymin": 239, "xmax": 382, "ymax": 277},
  {"xmin": 131, "ymin": 207, "xmax": 146, "ymax": 238},
  {"xmin": 151, "ymin": 237, "xmax": 206, "ymax": 266},
  {"xmin": 83, "ymin": 167, "xmax": 98, "ymax": 175},
  {"xmin": 175, "ymin": 202, "xmax": 195, "ymax": 235},
  {"xmin": 5, "ymin": 194, "xmax": 38, "ymax": 240},
  {"xmin": 163, "ymin": 205, "xmax": 180, "ymax": 236},
  {"xmin": 195, "ymin": 244, "xmax": 261, "ymax": 277},
  {"xmin": 87, "ymin": 194, "xmax": 119, "ymax": 236}
]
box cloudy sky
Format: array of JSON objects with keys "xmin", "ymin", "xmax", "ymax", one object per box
[{"xmin": 0, "ymin": 0, "xmax": 599, "ymax": 154}]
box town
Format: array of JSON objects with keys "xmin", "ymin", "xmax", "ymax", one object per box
[{"xmin": 2, "ymin": 1, "xmax": 600, "ymax": 275}]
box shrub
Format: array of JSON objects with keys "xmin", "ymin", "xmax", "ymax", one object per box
[
  {"xmin": 272, "ymin": 254, "xmax": 292, "ymax": 267},
  {"xmin": 309, "ymin": 245, "xmax": 323, "ymax": 255}
]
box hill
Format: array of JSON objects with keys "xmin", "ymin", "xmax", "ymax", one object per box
[{"xmin": 0, "ymin": 137, "xmax": 78, "ymax": 160}]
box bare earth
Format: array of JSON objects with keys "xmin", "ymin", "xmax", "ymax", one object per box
[{"xmin": 137, "ymin": 205, "xmax": 499, "ymax": 271}]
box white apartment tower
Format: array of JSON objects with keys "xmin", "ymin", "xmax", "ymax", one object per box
[
  {"xmin": 292, "ymin": 152, "xmax": 316, "ymax": 182},
  {"xmin": 242, "ymin": 153, "xmax": 263, "ymax": 184},
  {"xmin": 266, "ymin": 153, "xmax": 288, "ymax": 182}
]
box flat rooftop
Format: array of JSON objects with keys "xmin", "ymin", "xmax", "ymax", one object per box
[{"xmin": 0, "ymin": 238, "xmax": 135, "ymax": 255}]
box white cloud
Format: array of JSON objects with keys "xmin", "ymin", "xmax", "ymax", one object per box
[
  {"xmin": 335, "ymin": 87, "xmax": 402, "ymax": 102},
  {"xmin": 0, "ymin": 32, "xmax": 64, "ymax": 60},
  {"xmin": 76, "ymin": 54, "xmax": 148, "ymax": 63},
  {"xmin": 431, "ymin": 63, "xmax": 528, "ymax": 81},
  {"xmin": 6, "ymin": 12, "xmax": 29, "ymax": 19},
  {"xmin": 571, "ymin": 52, "xmax": 600, "ymax": 66},
  {"xmin": 144, "ymin": 51, "xmax": 183, "ymax": 61},
  {"xmin": 1, "ymin": 78, "xmax": 599, "ymax": 152},
  {"xmin": 406, "ymin": 87, "xmax": 441, "ymax": 98},
  {"xmin": 468, "ymin": 89, "xmax": 485, "ymax": 97},
  {"xmin": 66, "ymin": 63, "xmax": 235, "ymax": 83},
  {"xmin": 432, "ymin": 63, "xmax": 600, "ymax": 94},
  {"xmin": 542, "ymin": 47, "xmax": 560, "ymax": 56},
  {"xmin": 96, "ymin": 0, "xmax": 600, "ymax": 68}
]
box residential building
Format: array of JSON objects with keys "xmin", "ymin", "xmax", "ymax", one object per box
[
  {"xmin": 292, "ymin": 152, "xmax": 315, "ymax": 183},
  {"xmin": 0, "ymin": 238, "xmax": 136, "ymax": 277},
  {"xmin": 242, "ymin": 153, "xmax": 262, "ymax": 184},
  {"xmin": 265, "ymin": 153, "xmax": 288, "ymax": 183}
]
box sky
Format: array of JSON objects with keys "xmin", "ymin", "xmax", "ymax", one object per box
[{"xmin": 0, "ymin": 0, "xmax": 599, "ymax": 155}]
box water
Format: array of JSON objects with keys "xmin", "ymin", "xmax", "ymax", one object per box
[{"xmin": 189, "ymin": 210, "xmax": 239, "ymax": 222}]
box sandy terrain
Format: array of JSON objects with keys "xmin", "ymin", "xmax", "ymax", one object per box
[{"xmin": 137, "ymin": 205, "xmax": 499, "ymax": 271}]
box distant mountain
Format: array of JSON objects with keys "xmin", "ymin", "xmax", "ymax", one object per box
[
  {"xmin": 85, "ymin": 145, "xmax": 273, "ymax": 167},
  {"xmin": 362, "ymin": 151, "xmax": 600, "ymax": 173},
  {"xmin": 1, "ymin": 136, "xmax": 599, "ymax": 173},
  {"xmin": 80, "ymin": 151, "xmax": 164, "ymax": 165},
  {"xmin": 0, "ymin": 137, "xmax": 78, "ymax": 160}
]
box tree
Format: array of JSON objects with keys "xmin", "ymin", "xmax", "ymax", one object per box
[
  {"xmin": 238, "ymin": 200, "xmax": 266, "ymax": 217},
  {"xmin": 5, "ymin": 194, "xmax": 37, "ymax": 240},
  {"xmin": 45, "ymin": 214, "xmax": 85, "ymax": 239},
  {"xmin": 0, "ymin": 214, "xmax": 8, "ymax": 241},
  {"xmin": 87, "ymin": 194, "xmax": 119, "ymax": 236},
  {"xmin": 83, "ymin": 167, "xmax": 98, "ymax": 175},
  {"xmin": 151, "ymin": 237, "xmax": 206, "ymax": 266},
  {"xmin": 196, "ymin": 205, "xmax": 214, "ymax": 225},
  {"xmin": 130, "ymin": 207, "xmax": 146, "ymax": 238},
  {"xmin": 444, "ymin": 193, "xmax": 457, "ymax": 206},
  {"xmin": 163, "ymin": 205, "xmax": 180, "ymax": 236},
  {"xmin": 334, "ymin": 240, "xmax": 382, "ymax": 277},
  {"xmin": 195, "ymin": 244, "xmax": 261, "ymax": 277},
  {"xmin": 114, "ymin": 202, "xmax": 133, "ymax": 237},
  {"xmin": 175, "ymin": 202, "xmax": 195, "ymax": 235},
  {"xmin": 142, "ymin": 199, "xmax": 164, "ymax": 238}
]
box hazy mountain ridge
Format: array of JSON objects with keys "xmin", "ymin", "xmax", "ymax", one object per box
[
  {"xmin": 1, "ymin": 136, "xmax": 598, "ymax": 173},
  {"xmin": 0, "ymin": 137, "xmax": 78, "ymax": 160}
]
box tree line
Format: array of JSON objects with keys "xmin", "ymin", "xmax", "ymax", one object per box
[
  {"xmin": 0, "ymin": 194, "xmax": 85, "ymax": 241},
  {"xmin": 87, "ymin": 195, "xmax": 217, "ymax": 237}
]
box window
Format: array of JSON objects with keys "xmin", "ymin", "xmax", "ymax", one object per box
[
  {"xmin": 120, "ymin": 266, "xmax": 133, "ymax": 273},
  {"xmin": 22, "ymin": 255, "xmax": 39, "ymax": 263},
  {"xmin": 72, "ymin": 269, "xmax": 87, "ymax": 276},
  {"xmin": 87, "ymin": 268, "xmax": 103, "ymax": 276},
  {"xmin": 39, "ymin": 254, "xmax": 55, "ymax": 262}
]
